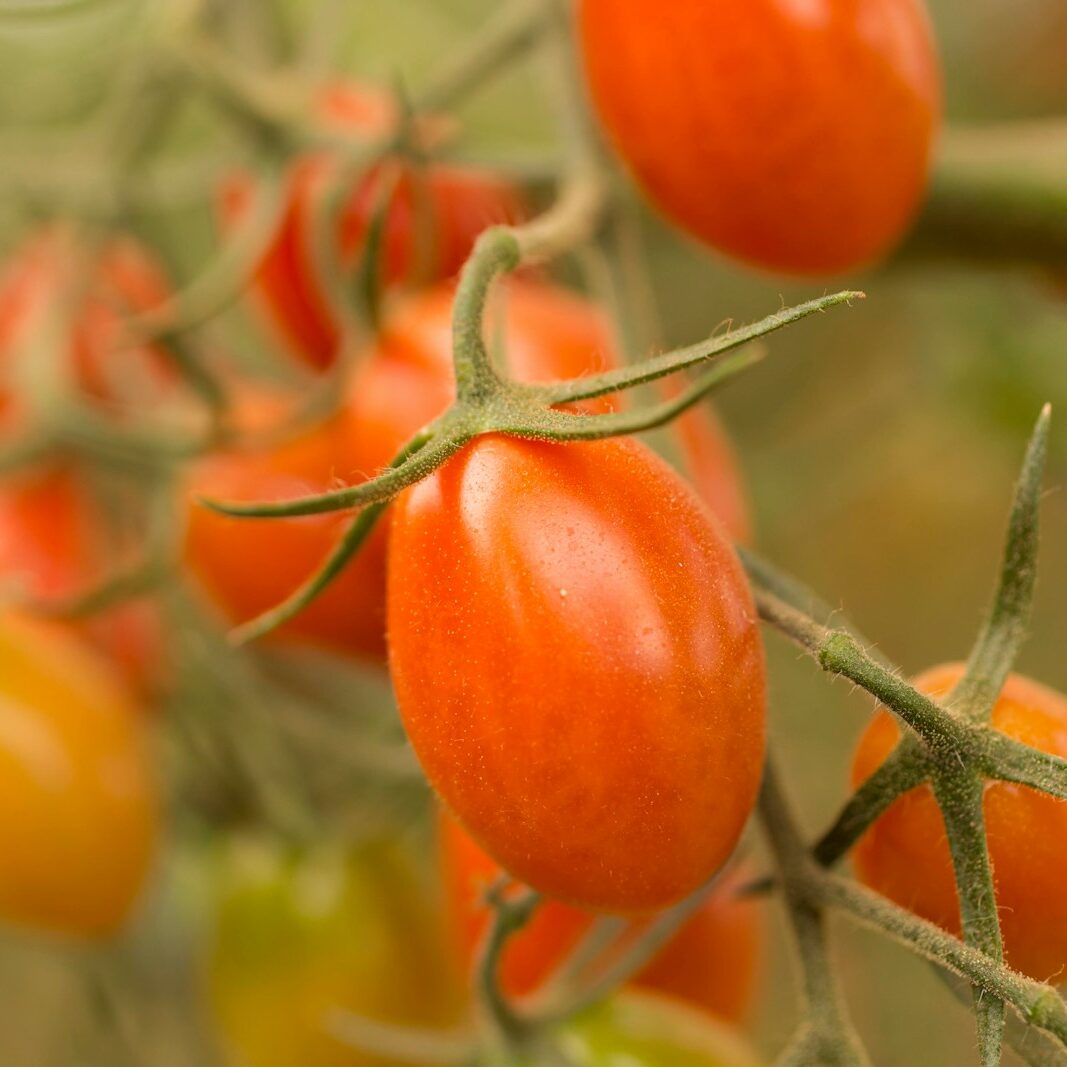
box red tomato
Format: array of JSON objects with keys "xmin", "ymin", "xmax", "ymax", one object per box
[
  {"xmin": 440, "ymin": 812, "xmax": 763, "ymax": 1022},
  {"xmin": 851, "ymin": 663, "xmax": 1067, "ymax": 982},
  {"xmin": 220, "ymin": 81, "xmax": 525, "ymax": 370},
  {"xmin": 387, "ymin": 434, "xmax": 766, "ymax": 912},
  {"xmin": 0, "ymin": 228, "xmax": 176, "ymax": 418},
  {"xmin": 183, "ymin": 390, "xmax": 390, "ymax": 660},
  {"xmin": 0, "ymin": 611, "xmax": 158, "ymax": 937},
  {"xmin": 208, "ymin": 838, "xmax": 464, "ymax": 1067},
  {"xmin": 577, "ymin": 0, "xmax": 941, "ymax": 275},
  {"xmin": 184, "ymin": 282, "xmax": 621, "ymax": 660},
  {"xmin": 0, "ymin": 465, "xmax": 164, "ymax": 695}
]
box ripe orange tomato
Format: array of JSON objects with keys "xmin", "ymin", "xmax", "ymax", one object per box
[
  {"xmin": 0, "ymin": 228, "xmax": 176, "ymax": 418},
  {"xmin": 207, "ymin": 838, "xmax": 464, "ymax": 1067},
  {"xmin": 220, "ymin": 81, "xmax": 525, "ymax": 370},
  {"xmin": 388, "ymin": 434, "xmax": 766, "ymax": 912},
  {"xmin": 0, "ymin": 465, "xmax": 164, "ymax": 695},
  {"xmin": 0, "ymin": 611, "xmax": 158, "ymax": 937},
  {"xmin": 577, "ymin": 0, "xmax": 941, "ymax": 275},
  {"xmin": 185, "ymin": 282, "xmax": 622, "ymax": 660},
  {"xmin": 440, "ymin": 812, "xmax": 763, "ymax": 1022},
  {"xmin": 183, "ymin": 390, "xmax": 390, "ymax": 660},
  {"xmin": 503, "ymin": 991, "xmax": 764, "ymax": 1067},
  {"xmin": 851, "ymin": 663, "xmax": 1067, "ymax": 982}
]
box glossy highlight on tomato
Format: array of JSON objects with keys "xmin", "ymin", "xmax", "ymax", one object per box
[
  {"xmin": 441, "ymin": 812, "xmax": 763, "ymax": 1022},
  {"xmin": 0, "ymin": 612, "xmax": 158, "ymax": 937},
  {"xmin": 208, "ymin": 838, "xmax": 463, "ymax": 1067},
  {"xmin": 851, "ymin": 663, "xmax": 1067, "ymax": 982},
  {"xmin": 495, "ymin": 991, "xmax": 763, "ymax": 1067},
  {"xmin": 578, "ymin": 0, "xmax": 942, "ymax": 275},
  {"xmin": 388, "ymin": 434, "xmax": 767, "ymax": 912},
  {"xmin": 220, "ymin": 81, "xmax": 525, "ymax": 369}
]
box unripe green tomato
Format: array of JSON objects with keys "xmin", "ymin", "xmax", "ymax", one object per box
[
  {"xmin": 483, "ymin": 991, "xmax": 763, "ymax": 1067},
  {"xmin": 206, "ymin": 839, "xmax": 464, "ymax": 1067}
]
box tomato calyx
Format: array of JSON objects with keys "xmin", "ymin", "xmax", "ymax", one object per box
[{"xmin": 201, "ymin": 218, "xmax": 861, "ymax": 644}]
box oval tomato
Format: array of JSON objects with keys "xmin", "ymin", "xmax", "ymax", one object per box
[
  {"xmin": 387, "ymin": 434, "xmax": 766, "ymax": 912},
  {"xmin": 183, "ymin": 390, "xmax": 390, "ymax": 660},
  {"xmin": 494, "ymin": 991, "xmax": 763, "ymax": 1067},
  {"xmin": 207, "ymin": 838, "xmax": 464, "ymax": 1067},
  {"xmin": 0, "ymin": 465, "xmax": 164, "ymax": 694},
  {"xmin": 577, "ymin": 0, "xmax": 941, "ymax": 275},
  {"xmin": 441, "ymin": 812, "xmax": 763, "ymax": 1022},
  {"xmin": 220, "ymin": 81, "xmax": 525, "ymax": 370},
  {"xmin": 184, "ymin": 282, "xmax": 621, "ymax": 661},
  {"xmin": 851, "ymin": 663, "xmax": 1067, "ymax": 982},
  {"xmin": 0, "ymin": 611, "xmax": 158, "ymax": 937}
]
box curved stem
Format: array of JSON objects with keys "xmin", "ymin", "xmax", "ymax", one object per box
[{"xmin": 200, "ymin": 426, "xmax": 455, "ymax": 518}]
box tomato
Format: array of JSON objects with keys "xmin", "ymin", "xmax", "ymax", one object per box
[
  {"xmin": 0, "ymin": 465, "xmax": 164, "ymax": 694},
  {"xmin": 184, "ymin": 282, "xmax": 621, "ymax": 660},
  {"xmin": 493, "ymin": 991, "xmax": 763, "ymax": 1067},
  {"xmin": 0, "ymin": 227, "xmax": 176, "ymax": 418},
  {"xmin": 207, "ymin": 838, "xmax": 464, "ymax": 1067},
  {"xmin": 387, "ymin": 434, "xmax": 766, "ymax": 912},
  {"xmin": 0, "ymin": 611, "xmax": 158, "ymax": 937},
  {"xmin": 220, "ymin": 81, "xmax": 525, "ymax": 370},
  {"xmin": 183, "ymin": 390, "xmax": 390, "ymax": 660},
  {"xmin": 577, "ymin": 0, "xmax": 941, "ymax": 275},
  {"xmin": 440, "ymin": 812, "xmax": 763, "ymax": 1022},
  {"xmin": 851, "ymin": 663, "xmax": 1067, "ymax": 982}
]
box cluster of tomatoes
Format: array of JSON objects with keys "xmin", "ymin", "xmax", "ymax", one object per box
[{"xmin": 3, "ymin": 1, "xmax": 1067, "ymax": 1065}]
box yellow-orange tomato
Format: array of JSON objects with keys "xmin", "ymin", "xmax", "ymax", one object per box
[
  {"xmin": 0, "ymin": 612, "xmax": 157, "ymax": 937},
  {"xmin": 578, "ymin": 0, "xmax": 941, "ymax": 275},
  {"xmin": 852, "ymin": 663, "xmax": 1067, "ymax": 982},
  {"xmin": 440, "ymin": 813, "xmax": 763, "ymax": 1022},
  {"xmin": 207, "ymin": 839, "xmax": 463, "ymax": 1067},
  {"xmin": 388, "ymin": 434, "xmax": 766, "ymax": 912},
  {"xmin": 220, "ymin": 81, "xmax": 525, "ymax": 370}
]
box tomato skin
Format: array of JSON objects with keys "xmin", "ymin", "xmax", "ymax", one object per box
[
  {"xmin": 221, "ymin": 81, "xmax": 525, "ymax": 370},
  {"xmin": 491, "ymin": 991, "xmax": 763, "ymax": 1067},
  {"xmin": 577, "ymin": 0, "xmax": 941, "ymax": 275},
  {"xmin": 0, "ymin": 612, "xmax": 158, "ymax": 937},
  {"xmin": 207, "ymin": 839, "xmax": 464, "ymax": 1067},
  {"xmin": 0, "ymin": 466, "xmax": 165, "ymax": 695},
  {"xmin": 851, "ymin": 663, "xmax": 1067, "ymax": 981},
  {"xmin": 440, "ymin": 813, "xmax": 763, "ymax": 1022},
  {"xmin": 183, "ymin": 395, "xmax": 390, "ymax": 661},
  {"xmin": 387, "ymin": 434, "xmax": 766, "ymax": 912}
]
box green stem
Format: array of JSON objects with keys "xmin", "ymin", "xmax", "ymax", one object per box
[
  {"xmin": 952, "ymin": 406, "xmax": 1049, "ymax": 720},
  {"xmin": 933, "ymin": 771, "xmax": 1006, "ymax": 1065},
  {"xmin": 813, "ymin": 738, "xmax": 929, "ymax": 868},
  {"xmin": 760, "ymin": 763, "xmax": 871, "ymax": 1067}
]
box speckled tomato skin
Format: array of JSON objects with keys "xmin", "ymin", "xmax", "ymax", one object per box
[
  {"xmin": 577, "ymin": 0, "xmax": 941, "ymax": 275},
  {"xmin": 387, "ymin": 434, "xmax": 766, "ymax": 912},
  {"xmin": 852, "ymin": 663, "xmax": 1067, "ymax": 981}
]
